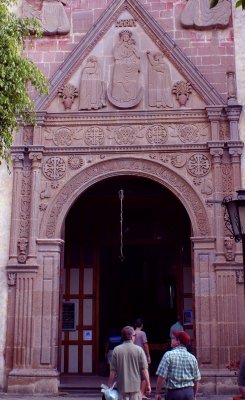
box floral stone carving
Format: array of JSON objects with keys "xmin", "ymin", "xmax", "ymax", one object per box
[
  {"xmin": 58, "ymin": 84, "xmax": 78, "ymax": 110},
  {"xmin": 172, "ymin": 81, "xmax": 192, "ymax": 107},
  {"xmin": 187, "ymin": 154, "xmax": 210, "ymax": 177},
  {"xmin": 43, "ymin": 156, "xmax": 66, "ymax": 180}
]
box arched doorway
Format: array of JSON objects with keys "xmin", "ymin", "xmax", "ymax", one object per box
[{"xmin": 60, "ymin": 176, "xmax": 192, "ymax": 376}]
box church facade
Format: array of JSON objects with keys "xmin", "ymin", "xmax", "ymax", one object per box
[{"xmin": 1, "ymin": 0, "xmax": 245, "ymax": 394}]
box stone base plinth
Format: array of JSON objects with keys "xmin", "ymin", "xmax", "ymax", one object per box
[
  {"xmin": 199, "ymin": 369, "xmax": 240, "ymax": 395},
  {"xmin": 7, "ymin": 368, "xmax": 59, "ymax": 393}
]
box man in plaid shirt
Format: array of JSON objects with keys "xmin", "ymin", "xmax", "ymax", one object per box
[{"xmin": 155, "ymin": 330, "xmax": 201, "ymax": 400}]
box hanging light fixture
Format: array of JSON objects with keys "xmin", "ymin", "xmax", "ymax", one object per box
[{"xmin": 118, "ymin": 189, "xmax": 124, "ymax": 262}]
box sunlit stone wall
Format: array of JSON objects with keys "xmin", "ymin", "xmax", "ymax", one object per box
[{"xmin": 232, "ymin": 0, "xmax": 245, "ymax": 187}]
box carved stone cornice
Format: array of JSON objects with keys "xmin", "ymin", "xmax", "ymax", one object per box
[
  {"xmin": 225, "ymin": 104, "xmax": 242, "ymax": 121},
  {"xmin": 38, "ymin": 109, "xmax": 209, "ymax": 126},
  {"xmin": 41, "ymin": 144, "xmax": 210, "ymax": 154},
  {"xmin": 206, "ymin": 106, "xmax": 224, "ymax": 121},
  {"xmin": 7, "ymin": 262, "xmax": 39, "ymax": 273}
]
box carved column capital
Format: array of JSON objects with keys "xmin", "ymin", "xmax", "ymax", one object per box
[
  {"xmin": 209, "ymin": 147, "xmax": 223, "ymax": 163},
  {"xmin": 29, "ymin": 152, "xmax": 43, "ymax": 167},
  {"xmin": 7, "ymin": 272, "xmax": 17, "ymax": 286},
  {"xmin": 11, "ymin": 153, "xmax": 24, "ymax": 168},
  {"xmin": 206, "ymin": 106, "xmax": 223, "ymax": 120}
]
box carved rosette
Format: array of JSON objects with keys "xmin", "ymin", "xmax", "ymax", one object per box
[
  {"xmin": 177, "ymin": 124, "xmax": 199, "ymax": 143},
  {"xmin": 84, "ymin": 127, "xmax": 104, "ymax": 146},
  {"xmin": 146, "ymin": 125, "xmax": 168, "ymax": 144},
  {"xmin": 43, "ymin": 157, "xmax": 66, "ymax": 180},
  {"xmin": 53, "ymin": 127, "xmax": 73, "ymax": 146},
  {"xmin": 114, "ymin": 126, "xmax": 136, "ymax": 145},
  {"xmin": 68, "ymin": 155, "xmax": 84, "ymax": 170},
  {"xmin": 187, "ymin": 153, "xmax": 211, "ymax": 177}
]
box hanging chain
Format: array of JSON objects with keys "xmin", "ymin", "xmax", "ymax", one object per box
[{"xmin": 118, "ymin": 189, "xmax": 124, "ymax": 262}]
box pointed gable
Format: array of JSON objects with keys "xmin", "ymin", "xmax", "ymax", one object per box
[{"xmin": 35, "ymin": 0, "xmax": 225, "ymax": 112}]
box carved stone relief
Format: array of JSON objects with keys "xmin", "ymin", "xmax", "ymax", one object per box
[
  {"xmin": 68, "ymin": 155, "xmax": 84, "ymax": 170},
  {"xmin": 171, "ymin": 154, "xmax": 187, "ymax": 168},
  {"xmin": 172, "ymin": 81, "xmax": 192, "ymax": 107},
  {"xmin": 236, "ymin": 270, "xmax": 244, "ymax": 284},
  {"xmin": 221, "ymin": 162, "xmax": 233, "ymax": 194},
  {"xmin": 201, "ymin": 178, "xmax": 213, "ymax": 196},
  {"xmin": 7, "ymin": 272, "xmax": 17, "ymax": 286},
  {"xmin": 23, "ymin": 127, "xmax": 33, "ymax": 145},
  {"xmin": 146, "ymin": 51, "xmax": 173, "ymax": 109},
  {"xmin": 45, "ymin": 127, "xmax": 83, "ymax": 146},
  {"xmin": 58, "ymin": 84, "xmax": 78, "ymax": 110},
  {"xmin": 180, "ymin": 0, "xmax": 231, "ymax": 30},
  {"xmin": 224, "ymin": 237, "xmax": 235, "ymax": 262},
  {"xmin": 43, "ymin": 159, "xmax": 210, "ymax": 239},
  {"xmin": 23, "ymin": 0, "xmax": 70, "ymax": 35},
  {"xmin": 177, "ymin": 124, "xmax": 199, "ymax": 143},
  {"xmin": 114, "ymin": 126, "xmax": 136, "ymax": 145},
  {"xmin": 18, "ymin": 158, "xmax": 31, "ymax": 263},
  {"xmin": 107, "ymin": 30, "xmax": 142, "ymax": 108},
  {"xmin": 187, "ymin": 153, "xmax": 211, "ymax": 177},
  {"xmin": 43, "ymin": 156, "xmax": 66, "ymax": 180},
  {"xmin": 84, "ymin": 127, "xmax": 105, "ymax": 146},
  {"xmin": 146, "ymin": 125, "xmax": 168, "ymax": 145},
  {"xmin": 79, "ymin": 56, "xmax": 106, "ymax": 110}
]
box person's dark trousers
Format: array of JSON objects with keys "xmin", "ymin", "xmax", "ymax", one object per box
[{"xmin": 166, "ymin": 387, "xmax": 194, "ymax": 400}]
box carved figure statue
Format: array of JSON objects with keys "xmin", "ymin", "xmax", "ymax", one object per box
[
  {"xmin": 108, "ymin": 30, "xmax": 142, "ymax": 108},
  {"xmin": 23, "ymin": 0, "xmax": 70, "ymax": 35},
  {"xmin": 180, "ymin": 0, "xmax": 231, "ymax": 30},
  {"xmin": 79, "ymin": 56, "xmax": 106, "ymax": 110},
  {"xmin": 146, "ymin": 51, "xmax": 173, "ymax": 109}
]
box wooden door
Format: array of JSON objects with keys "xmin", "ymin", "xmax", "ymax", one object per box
[{"xmin": 61, "ymin": 239, "xmax": 98, "ymax": 374}]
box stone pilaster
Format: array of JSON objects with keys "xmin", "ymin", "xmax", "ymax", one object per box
[
  {"xmin": 225, "ymin": 105, "xmax": 242, "ymax": 141},
  {"xmin": 191, "ymin": 237, "xmax": 216, "ymax": 366},
  {"xmin": 9, "ymin": 154, "xmax": 24, "ymax": 264},
  {"xmin": 28, "ymin": 151, "xmax": 43, "ymax": 264},
  {"xmin": 208, "ymin": 145, "xmax": 225, "ymax": 262},
  {"xmin": 227, "ymin": 144, "xmax": 243, "ymax": 192},
  {"xmin": 206, "ymin": 106, "xmax": 223, "ymax": 141}
]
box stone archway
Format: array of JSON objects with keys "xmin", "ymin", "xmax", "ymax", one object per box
[{"xmin": 40, "ymin": 157, "xmax": 211, "ymax": 240}]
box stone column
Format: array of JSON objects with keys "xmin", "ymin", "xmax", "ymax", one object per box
[
  {"xmin": 7, "ymin": 239, "xmax": 63, "ymax": 393},
  {"xmin": 9, "ymin": 154, "xmax": 24, "ymax": 264},
  {"xmin": 227, "ymin": 145, "xmax": 243, "ymax": 192},
  {"xmin": 28, "ymin": 151, "xmax": 43, "ymax": 264}
]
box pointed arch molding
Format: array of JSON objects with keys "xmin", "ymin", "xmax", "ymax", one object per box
[
  {"xmin": 41, "ymin": 158, "xmax": 211, "ymax": 239},
  {"xmin": 35, "ymin": 0, "xmax": 225, "ymax": 110}
]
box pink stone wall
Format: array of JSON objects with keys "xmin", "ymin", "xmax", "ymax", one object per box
[{"xmin": 25, "ymin": 0, "xmax": 234, "ymax": 100}]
